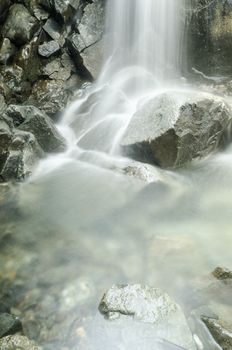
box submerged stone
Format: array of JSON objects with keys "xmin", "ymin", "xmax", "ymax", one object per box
[{"xmin": 121, "ymin": 91, "xmax": 232, "ymax": 168}]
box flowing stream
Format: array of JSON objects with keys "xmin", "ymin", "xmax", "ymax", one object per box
[{"xmin": 3, "ymin": 1, "xmax": 232, "ymax": 349}]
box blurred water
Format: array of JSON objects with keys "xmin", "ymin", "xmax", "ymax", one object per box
[{"xmin": 3, "ymin": 1, "xmax": 232, "ymax": 349}]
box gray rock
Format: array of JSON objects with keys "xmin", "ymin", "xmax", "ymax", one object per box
[
  {"xmin": 43, "ymin": 18, "xmax": 62, "ymax": 42},
  {"xmin": 38, "ymin": 41, "xmax": 60, "ymax": 58},
  {"xmin": 0, "ymin": 130, "xmax": 44, "ymax": 182},
  {"xmin": 0, "ymin": 313, "xmax": 22, "ymax": 337},
  {"xmin": 68, "ymin": 0, "xmax": 105, "ymax": 79},
  {"xmin": 17, "ymin": 105, "xmax": 66, "ymax": 152},
  {"xmin": 0, "ymin": 335, "xmax": 42, "ymax": 350},
  {"xmin": 41, "ymin": 58, "xmax": 71, "ymax": 81},
  {"xmin": 76, "ymin": 0, "xmax": 105, "ymax": 51},
  {"xmin": 6, "ymin": 105, "xmax": 30, "ymax": 127},
  {"xmin": 2, "ymin": 4, "xmax": 39, "ymax": 45},
  {"xmin": 0, "ymin": 38, "xmax": 16, "ymax": 65},
  {"xmin": 202, "ymin": 316, "xmax": 232, "ymax": 350},
  {"xmin": 99, "ymin": 284, "xmax": 196, "ymax": 349},
  {"xmin": 121, "ymin": 91, "xmax": 232, "ymax": 168}
]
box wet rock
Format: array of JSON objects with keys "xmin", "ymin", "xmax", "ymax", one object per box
[
  {"xmin": 99, "ymin": 284, "xmax": 196, "ymax": 349},
  {"xmin": 0, "ymin": 130, "xmax": 44, "ymax": 182},
  {"xmin": 202, "ymin": 316, "xmax": 232, "ymax": 350},
  {"xmin": 121, "ymin": 91, "xmax": 232, "ymax": 168},
  {"xmin": 29, "ymin": 79, "xmax": 71, "ymax": 116},
  {"xmin": 38, "ymin": 41, "xmax": 60, "ymax": 58},
  {"xmin": 2, "ymin": 4, "xmax": 39, "ymax": 45},
  {"xmin": 0, "ymin": 334, "xmax": 42, "ymax": 350},
  {"xmin": 14, "ymin": 37, "xmax": 41, "ymax": 83},
  {"xmin": 0, "ymin": 313, "xmax": 22, "ymax": 337},
  {"xmin": 0, "ymin": 65, "xmax": 31, "ymax": 102},
  {"xmin": 80, "ymin": 39, "xmax": 104, "ymax": 80},
  {"xmin": 0, "ymin": 39, "xmax": 16, "ymax": 65},
  {"xmin": 5, "ymin": 105, "xmax": 29, "ymax": 127},
  {"xmin": 17, "ymin": 105, "xmax": 66, "ymax": 152},
  {"xmin": 212, "ymin": 267, "xmax": 232, "ymax": 281}
]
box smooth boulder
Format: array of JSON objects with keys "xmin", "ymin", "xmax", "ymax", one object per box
[
  {"xmin": 121, "ymin": 91, "xmax": 232, "ymax": 168},
  {"xmin": 99, "ymin": 284, "xmax": 196, "ymax": 349}
]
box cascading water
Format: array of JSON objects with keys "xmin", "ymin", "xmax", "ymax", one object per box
[
  {"xmin": 9, "ymin": 1, "xmax": 232, "ymax": 350},
  {"xmin": 58, "ymin": 0, "xmax": 185, "ymax": 159}
]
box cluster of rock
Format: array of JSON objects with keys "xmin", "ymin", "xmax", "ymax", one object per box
[{"xmin": 0, "ymin": 0, "xmax": 105, "ymax": 181}]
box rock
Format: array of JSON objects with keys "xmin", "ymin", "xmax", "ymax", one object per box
[
  {"xmin": 0, "ymin": 0, "xmax": 10, "ymax": 23},
  {"xmin": 212, "ymin": 267, "xmax": 232, "ymax": 282},
  {"xmin": 29, "ymin": 80, "xmax": 71, "ymax": 116},
  {"xmin": 202, "ymin": 316, "xmax": 232, "ymax": 350},
  {"xmin": 0, "ymin": 130, "xmax": 44, "ymax": 182},
  {"xmin": 75, "ymin": 0, "xmax": 105, "ymax": 51},
  {"xmin": 14, "ymin": 37, "xmax": 41, "ymax": 83},
  {"xmin": 43, "ymin": 18, "xmax": 62, "ymax": 42},
  {"xmin": 2, "ymin": 4, "xmax": 39, "ymax": 45},
  {"xmin": 0, "ymin": 313, "xmax": 22, "ymax": 337},
  {"xmin": 38, "ymin": 41, "xmax": 60, "ymax": 58},
  {"xmin": 17, "ymin": 105, "xmax": 66, "ymax": 152},
  {"xmin": 67, "ymin": 0, "xmax": 105, "ymax": 79},
  {"xmin": 41, "ymin": 58, "xmax": 71, "ymax": 81},
  {"xmin": 0, "ymin": 39, "xmax": 16, "ymax": 65},
  {"xmin": 99, "ymin": 284, "xmax": 196, "ymax": 349},
  {"xmin": 0, "ymin": 334, "xmax": 42, "ymax": 350},
  {"xmin": 121, "ymin": 91, "xmax": 232, "ymax": 168},
  {"xmin": 5, "ymin": 105, "xmax": 29, "ymax": 127},
  {"xmin": 189, "ymin": 0, "xmax": 232, "ymax": 78},
  {"xmin": 0, "ymin": 118, "xmax": 12, "ymax": 171},
  {"xmin": 0, "ymin": 95, "xmax": 7, "ymax": 115}
]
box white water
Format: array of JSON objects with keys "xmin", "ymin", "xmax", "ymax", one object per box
[
  {"xmin": 56, "ymin": 0, "xmax": 185, "ymax": 160},
  {"xmin": 11, "ymin": 1, "xmax": 232, "ymax": 350}
]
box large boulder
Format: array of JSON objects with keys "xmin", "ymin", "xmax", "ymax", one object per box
[
  {"xmin": 0, "ymin": 117, "xmax": 12, "ymax": 171},
  {"xmin": 99, "ymin": 284, "xmax": 196, "ymax": 349},
  {"xmin": 12, "ymin": 105, "xmax": 66, "ymax": 153},
  {"xmin": 2, "ymin": 4, "xmax": 39, "ymax": 45},
  {"xmin": 121, "ymin": 91, "xmax": 232, "ymax": 168}
]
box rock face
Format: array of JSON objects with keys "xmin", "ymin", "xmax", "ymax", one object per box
[
  {"xmin": 189, "ymin": 0, "xmax": 232, "ymax": 78},
  {"xmin": 99, "ymin": 284, "xmax": 196, "ymax": 349},
  {"xmin": 121, "ymin": 91, "xmax": 232, "ymax": 168}
]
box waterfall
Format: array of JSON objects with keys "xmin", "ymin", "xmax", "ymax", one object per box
[
  {"xmin": 61, "ymin": 0, "xmax": 186, "ymax": 156},
  {"xmin": 104, "ymin": 0, "xmax": 185, "ymax": 84}
]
